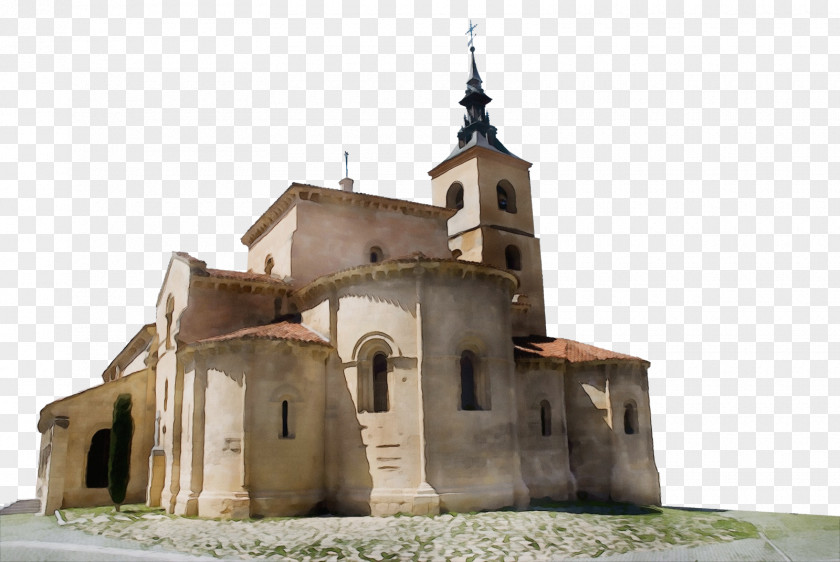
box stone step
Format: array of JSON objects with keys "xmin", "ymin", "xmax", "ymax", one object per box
[{"xmin": 0, "ymin": 499, "xmax": 41, "ymax": 515}]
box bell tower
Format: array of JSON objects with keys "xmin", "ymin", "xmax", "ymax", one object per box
[{"xmin": 428, "ymin": 45, "xmax": 546, "ymax": 337}]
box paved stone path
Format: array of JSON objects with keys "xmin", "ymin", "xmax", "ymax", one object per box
[
  {"xmin": 53, "ymin": 504, "xmax": 761, "ymax": 560},
  {"xmin": 2, "ymin": 503, "xmax": 836, "ymax": 561}
]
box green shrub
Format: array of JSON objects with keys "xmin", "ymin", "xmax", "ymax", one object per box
[{"xmin": 108, "ymin": 394, "xmax": 134, "ymax": 511}]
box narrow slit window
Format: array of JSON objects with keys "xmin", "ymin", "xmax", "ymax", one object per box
[
  {"xmin": 460, "ymin": 351, "xmax": 479, "ymax": 410},
  {"xmin": 540, "ymin": 400, "xmax": 551, "ymax": 436},
  {"xmin": 281, "ymin": 400, "xmax": 290, "ymax": 438},
  {"xmin": 264, "ymin": 255, "xmax": 275, "ymax": 275},
  {"xmin": 624, "ymin": 402, "xmax": 638, "ymax": 435},
  {"xmin": 165, "ymin": 294, "xmax": 175, "ymax": 349},
  {"xmin": 372, "ymin": 353, "xmax": 389, "ymax": 412}
]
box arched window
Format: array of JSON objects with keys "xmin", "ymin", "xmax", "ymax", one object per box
[
  {"xmin": 86, "ymin": 429, "xmax": 110, "ymax": 488},
  {"xmin": 624, "ymin": 401, "xmax": 638, "ymax": 435},
  {"xmin": 165, "ymin": 294, "xmax": 175, "ymax": 349},
  {"xmin": 496, "ymin": 180, "xmax": 517, "ymax": 213},
  {"xmin": 540, "ymin": 400, "xmax": 551, "ymax": 436},
  {"xmin": 505, "ymin": 245, "xmax": 522, "ymax": 270},
  {"xmin": 264, "ymin": 254, "xmax": 275, "ymax": 275},
  {"xmin": 458, "ymin": 350, "xmax": 489, "ymax": 411},
  {"xmin": 369, "ymin": 246, "xmax": 384, "ymax": 264},
  {"xmin": 355, "ymin": 338, "xmax": 394, "ymax": 413},
  {"xmin": 372, "ymin": 353, "xmax": 389, "ymax": 412},
  {"xmin": 446, "ymin": 182, "xmax": 464, "ymax": 210},
  {"xmin": 281, "ymin": 400, "xmax": 290, "ymax": 438}
]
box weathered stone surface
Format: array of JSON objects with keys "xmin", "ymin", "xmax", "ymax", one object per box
[{"xmin": 35, "ymin": 44, "xmax": 660, "ymax": 518}]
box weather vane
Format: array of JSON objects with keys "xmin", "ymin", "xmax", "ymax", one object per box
[
  {"xmin": 344, "ymin": 150, "xmax": 349, "ymax": 178},
  {"xmin": 466, "ymin": 20, "xmax": 478, "ymax": 49}
]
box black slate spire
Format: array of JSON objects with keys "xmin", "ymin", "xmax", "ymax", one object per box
[{"xmin": 455, "ymin": 46, "xmax": 512, "ymax": 156}]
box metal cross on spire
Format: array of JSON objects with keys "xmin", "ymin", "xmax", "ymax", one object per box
[{"xmin": 466, "ymin": 20, "xmax": 478, "ymax": 49}]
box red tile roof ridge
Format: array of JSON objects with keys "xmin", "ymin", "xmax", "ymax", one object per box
[
  {"xmin": 204, "ymin": 268, "xmax": 291, "ymax": 286},
  {"xmin": 513, "ymin": 335, "xmax": 648, "ymax": 365},
  {"xmin": 192, "ymin": 321, "xmax": 330, "ymax": 347}
]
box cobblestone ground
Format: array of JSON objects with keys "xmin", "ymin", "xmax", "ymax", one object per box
[{"xmin": 59, "ymin": 503, "xmax": 759, "ymax": 561}]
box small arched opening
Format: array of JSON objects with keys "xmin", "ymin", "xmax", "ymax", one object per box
[
  {"xmin": 264, "ymin": 254, "xmax": 275, "ymax": 275},
  {"xmin": 496, "ymin": 180, "xmax": 517, "ymax": 213},
  {"xmin": 505, "ymin": 245, "xmax": 522, "ymax": 271},
  {"xmin": 624, "ymin": 401, "xmax": 638, "ymax": 435},
  {"xmin": 369, "ymin": 246, "xmax": 384, "ymax": 264},
  {"xmin": 446, "ymin": 182, "xmax": 465, "ymax": 210},
  {"xmin": 540, "ymin": 400, "xmax": 551, "ymax": 436},
  {"xmin": 372, "ymin": 352, "xmax": 389, "ymax": 412},
  {"xmin": 86, "ymin": 429, "xmax": 111, "ymax": 488}
]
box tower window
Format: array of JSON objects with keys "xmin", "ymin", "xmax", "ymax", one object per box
[
  {"xmin": 446, "ymin": 183, "xmax": 465, "ymax": 210},
  {"xmin": 624, "ymin": 401, "xmax": 638, "ymax": 435},
  {"xmin": 496, "ymin": 180, "xmax": 517, "ymax": 213},
  {"xmin": 264, "ymin": 255, "xmax": 275, "ymax": 275},
  {"xmin": 369, "ymin": 246, "xmax": 384, "ymax": 263},
  {"xmin": 540, "ymin": 400, "xmax": 551, "ymax": 436},
  {"xmin": 505, "ymin": 245, "xmax": 522, "ymax": 271},
  {"xmin": 372, "ymin": 353, "xmax": 389, "ymax": 412}
]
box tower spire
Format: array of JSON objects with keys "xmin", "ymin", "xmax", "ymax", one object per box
[{"xmin": 432, "ymin": 23, "xmax": 520, "ymax": 165}]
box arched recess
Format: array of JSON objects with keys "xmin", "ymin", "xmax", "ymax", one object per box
[
  {"xmin": 540, "ymin": 400, "xmax": 552, "ymax": 436},
  {"xmin": 264, "ymin": 254, "xmax": 275, "ymax": 275},
  {"xmin": 446, "ymin": 182, "xmax": 465, "ymax": 210},
  {"xmin": 86, "ymin": 428, "xmax": 111, "ymax": 488},
  {"xmin": 505, "ymin": 245, "xmax": 522, "ymax": 270},
  {"xmin": 496, "ymin": 180, "xmax": 517, "ymax": 213},
  {"xmin": 353, "ymin": 336, "xmax": 395, "ymax": 413},
  {"xmin": 624, "ymin": 401, "xmax": 638, "ymax": 434}
]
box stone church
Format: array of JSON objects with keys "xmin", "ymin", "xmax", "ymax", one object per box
[{"xmin": 36, "ymin": 46, "xmax": 660, "ymax": 519}]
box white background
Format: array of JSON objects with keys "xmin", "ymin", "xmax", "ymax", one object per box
[{"xmin": 2, "ymin": 2, "xmax": 838, "ymax": 515}]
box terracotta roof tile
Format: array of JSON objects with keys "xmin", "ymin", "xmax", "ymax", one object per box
[
  {"xmin": 204, "ymin": 268, "xmax": 290, "ymax": 286},
  {"xmin": 194, "ymin": 322, "xmax": 330, "ymax": 347},
  {"xmin": 513, "ymin": 336, "xmax": 647, "ymax": 365}
]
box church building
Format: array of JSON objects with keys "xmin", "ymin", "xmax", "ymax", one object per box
[{"xmin": 35, "ymin": 45, "xmax": 661, "ymax": 519}]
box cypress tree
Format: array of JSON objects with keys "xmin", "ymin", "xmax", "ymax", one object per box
[{"xmin": 108, "ymin": 393, "xmax": 134, "ymax": 511}]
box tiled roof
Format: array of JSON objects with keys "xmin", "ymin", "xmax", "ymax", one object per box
[
  {"xmin": 241, "ymin": 183, "xmax": 455, "ymax": 247},
  {"xmin": 193, "ymin": 321, "xmax": 330, "ymax": 347},
  {"xmin": 204, "ymin": 268, "xmax": 290, "ymax": 286},
  {"xmin": 513, "ymin": 336, "xmax": 647, "ymax": 365},
  {"xmin": 172, "ymin": 251, "xmax": 290, "ymax": 287}
]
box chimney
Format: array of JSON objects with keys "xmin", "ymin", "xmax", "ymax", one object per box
[{"xmin": 339, "ymin": 177, "xmax": 354, "ymax": 192}]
